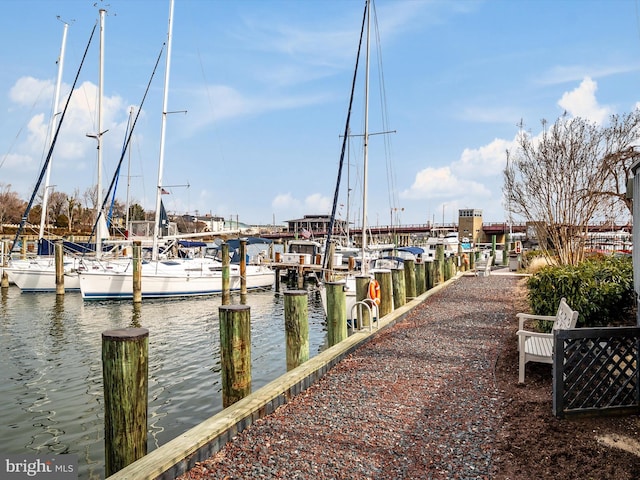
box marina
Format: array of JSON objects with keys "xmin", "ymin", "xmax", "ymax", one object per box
[{"xmin": 0, "ymin": 284, "xmax": 328, "ymax": 480}]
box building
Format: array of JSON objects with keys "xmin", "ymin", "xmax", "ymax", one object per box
[
  {"xmin": 285, "ymin": 214, "xmax": 348, "ymax": 238},
  {"xmin": 458, "ymin": 209, "xmax": 483, "ymax": 245}
]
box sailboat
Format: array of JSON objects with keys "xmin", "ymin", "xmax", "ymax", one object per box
[
  {"xmin": 78, "ymin": 0, "xmax": 275, "ymax": 300},
  {"xmin": 5, "ymin": 18, "xmax": 95, "ymax": 292},
  {"xmin": 319, "ymin": 0, "xmax": 393, "ymax": 321}
]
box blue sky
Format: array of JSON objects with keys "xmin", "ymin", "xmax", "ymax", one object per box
[{"xmin": 1, "ymin": 0, "xmax": 639, "ymax": 228}]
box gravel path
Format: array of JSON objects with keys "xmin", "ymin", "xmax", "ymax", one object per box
[{"xmin": 179, "ymin": 274, "xmax": 522, "ymax": 479}]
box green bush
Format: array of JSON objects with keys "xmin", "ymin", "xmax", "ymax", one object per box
[{"xmin": 526, "ymin": 255, "xmax": 635, "ymax": 330}]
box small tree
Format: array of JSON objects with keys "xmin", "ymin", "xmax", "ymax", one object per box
[{"xmin": 504, "ymin": 116, "xmax": 609, "ymax": 265}]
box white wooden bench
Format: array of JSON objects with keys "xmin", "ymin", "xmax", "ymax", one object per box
[
  {"xmin": 516, "ymin": 297, "xmax": 579, "ymax": 383},
  {"xmin": 476, "ymin": 256, "xmax": 493, "ymax": 277}
]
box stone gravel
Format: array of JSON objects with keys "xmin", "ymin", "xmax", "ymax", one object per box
[{"xmin": 178, "ymin": 273, "xmax": 522, "ymax": 480}]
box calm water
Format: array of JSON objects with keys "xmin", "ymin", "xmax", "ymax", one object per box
[{"xmin": 0, "ymin": 284, "xmax": 328, "ymax": 479}]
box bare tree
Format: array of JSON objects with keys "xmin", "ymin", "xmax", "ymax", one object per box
[
  {"xmin": 0, "ymin": 183, "xmax": 26, "ymax": 231},
  {"xmin": 504, "ymin": 116, "xmax": 609, "ymax": 265},
  {"xmin": 598, "ymin": 110, "xmax": 640, "ymax": 215}
]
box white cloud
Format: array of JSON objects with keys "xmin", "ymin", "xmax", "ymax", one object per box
[
  {"xmin": 453, "ymin": 137, "xmax": 513, "ymax": 179},
  {"xmin": 557, "ymin": 77, "xmax": 612, "ymax": 124},
  {"xmin": 9, "ymin": 76, "xmax": 53, "ymax": 106},
  {"xmin": 400, "ymin": 166, "xmax": 490, "ymax": 201},
  {"xmin": 303, "ymin": 193, "xmax": 331, "ymax": 213}
]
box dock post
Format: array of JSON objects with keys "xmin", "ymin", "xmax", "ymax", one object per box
[
  {"xmin": 435, "ymin": 244, "xmax": 445, "ymax": 285},
  {"xmin": 240, "ymin": 238, "xmax": 247, "ymax": 304},
  {"xmin": 325, "ymin": 281, "xmax": 347, "ymax": 346},
  {"xmin": 355, "ymin": 275, "xmax": 371, "ymax": 328},
  {"xmin": 469, "ymin": 250, "xmax": 476, "ymax": 270},
  {"xmin": 284, "ymin": 290, "xmax": 309, "ymax": 371},
  {"xmin": 55, "ymin": 241, "xmax": 64, "ymax": 295},
  {"xmin": 102, "ymin": 328, "xmax": 149, "ymax": 477},
  {"xmin": 426, "ymin": 261, "xmax": 434, "ymax": 290},
  {"xmin": 415, "ymin": 261, "xmax": 425, "ymax": 296},
  {"xmin": 391, "ymin": 268, "xmax": 406, "ymax": 309},
  {"xmin": 20, "ymin": 237, "xmax": 26, "ymax": 260},
  {"xmin": 404, "ymin": 259, "xmax": 416, "ymax": 300},
  {"xmin": 444, "ymin": 256, "xmax": 451, "ymax": 281},
  {"xmin": 297, "ymin": 255, "xmax": 305, "ymax": 289},
  {"xmin": 132, "ymin": 241, "xmax": 142, "ymax": 303},
  {"xmin": 220, "ymin": 304, "xmax": 251, "ymax": 407},
  {"xmin": 1, "ymin": 241, "xmax": 9, "ymax": 289},
  {"xmin": 375, "ymin": 269, "xmax": 393, "ymax": 317},
  {"xmin": 222, "ymin": 243, "xmax": 230, "ymax": 305}
]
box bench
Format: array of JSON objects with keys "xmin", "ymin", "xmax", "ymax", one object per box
[
  {"xmin": 476, "ymin": 256, "xmax": 493, "ymax": 277},
  {"xmin": 516, "ymin": 297, "xmax": 579, "ymax": 383}
]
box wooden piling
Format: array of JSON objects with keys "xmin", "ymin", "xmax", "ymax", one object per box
[
  {"xmin": 355, "ymin": 275, "xmax": 371, "ymax": 328},
  {"xmin": 102, "ymin": 328, "xmax": 149, "ymax": 477},
  {"xmin": 284, "ymin": 290, "xmax": 309, "ymax": 371},
  {"xmin": 1, "ymin": 241, "xmax": 9, "ymax": 289},
  {"xmin": 403, "ymin": 259, "xmax": 416, "ymax": 300},
  {"xmin": 222, "ymin": 243, "xmax": 230, "ymax": 305},
  {"xmin": 53, "ymin": 241, "xmax": 64, "ymax": 295},
  {"xmin": 426, "ymin": 261, "xmax": 434, "ymax": 290},
  {"xmin": 219, "ymin": 304, "xmax": 251, "ymax": 407},
  {"xmin": 415, "ymin": 261, "xmax": 425, "ymax": 295},
  {"xmin": 435, "ymin": 244, "xmax": 445, "ymax": 285},
  {"xmin": 325, "ymin": 281, "xmax": 347, "ymax": 346},
  {"xmin": 132, "ymin": 241, "xmax": 142, "ymax": 303},
  {"xmin": 375, "ymin": 269, "xmax": 393, "ymax": 317},
  {"xmin": 391, "ymin": 268, "xmax": 406, "ymax": 309},
  {"xmin": 240, "ymin": 238, "xmax": 247, "ymax": 304}
]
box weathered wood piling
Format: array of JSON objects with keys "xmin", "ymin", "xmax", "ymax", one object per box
[
  {"xmin": 220, "ymin": 304, "xmax": 251, "ymax": 407},
  {"xmin": 102, "ymin": 328, "xmax": 149, "ymax": 477},
  {"xmin": 284, "ymin": 290, "xmax": 309, "ymax": 371}
]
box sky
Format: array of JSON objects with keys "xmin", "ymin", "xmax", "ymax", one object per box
[{"xmin": 1, "ymin": 0, "xmax": 640, "ymax": 229}]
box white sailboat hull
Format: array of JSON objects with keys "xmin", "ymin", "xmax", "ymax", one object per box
[
  {"xmin": 79, "ymin": 261, "xmax": 275, "ymax": 300},
  {"xmin": 5, "ymin": 259, "xmax": 81, "ymax": 292}
]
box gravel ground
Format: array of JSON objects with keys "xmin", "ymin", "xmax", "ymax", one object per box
[{"xmin": 179, "ymin": 274, "xmax": 522, "ymax": 479}]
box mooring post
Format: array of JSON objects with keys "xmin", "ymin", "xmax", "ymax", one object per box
[
  {"xmin": 222, "ymin": 242, "xmax": 230, "ymax": 305},
  {"xmin": 355, "ymin": 275, "xmax": 371, "ymax": 329},
  {"xmin": 102, "ymin": 328, "xmax": 149, "ymax": 477},
  {"xmin": 220, "ymin": 304, "xmax": 251, "ymax": 407},
  {"xmin": 132, "ymin": 241, "xmax": 142, "ymax": 303},
  {"xmin": 325, "ymin": 281, "xmax": 347, "ymax": 346},
  {"xmin": 415, "ymin": 260, "xmax": 426, "ymax": 296},
  {"xmin": 391, "ymin": 268, "xmax": 406, "ymax": 309},
  {"xmin": 54, "ymin": 241, "xmax": 64, "ymax": 295},
  {"xmin": 435, "ymin": 244, "xmax": 445, "ymax": 285},
  {"xmin": 20, "ymin": 237, "xmax": 26, "ymax": 260},
  {"xmin": 375, "ymin": 269, "xmax": 393, "ymax": 316},
  {"xmin": 1, "ymin": 241, "xmax": 10, "ymax": 289},
  {"xmin": 426, "ymin": 261, "xmax": 434, "ymax": 290},
  {"xmin": 284, "ymin": 290, "xmax": 309, "ymax": 371},
  {"xmin": 240, "ymin": 238, "xmax": 247, "ymax": 304},
  {"xmin": 404, "ymin": 258, "xmax": 416, "ymax": 300}
]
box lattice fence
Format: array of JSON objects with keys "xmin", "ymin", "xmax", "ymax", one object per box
[{"xmin": 553, "ymin": 327, "xmax": 640, "ymax": 418}]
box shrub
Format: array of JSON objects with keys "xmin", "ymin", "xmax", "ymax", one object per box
[{"xmin": 526, "ymin": 255, "xmax": 635, "ymax": 330}]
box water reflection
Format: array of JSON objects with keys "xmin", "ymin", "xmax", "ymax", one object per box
[{"xmin": 0, "ymin": 286, "xmax": 327, "ymax": 479}]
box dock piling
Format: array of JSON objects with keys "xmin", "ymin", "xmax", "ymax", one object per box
[
  {"xmin": 220, "ymin": 304, "xmax": 251, "ymax": 407},
  {"xmin": 222, "ymin": 243, "xmax": 230, "ymax": 305},
  {"xmin": 325, "ymin": 281, "xmax": 347, "ymax": 346},
  {"xmin": 375, "ymin": 269, "xmax": 393, "ymax": 316},
  {"xmin": 55, "ymin": 241, "xmax": 64, "ymax": 295},
  {"xmin": 102, "ymin": 328, "xmax": 149, "ymax": 477},
  {"xmin": 132, "ymin": 241, "xmax": 142, "ymax": 303},
  {"xmin": 284, "ymin": 290, "xmax": 309, "ymax": 371}
]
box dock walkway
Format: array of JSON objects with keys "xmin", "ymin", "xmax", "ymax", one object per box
[{"xmin": 178, "ymin": 270, "xmax": 522, "ymax": 479}]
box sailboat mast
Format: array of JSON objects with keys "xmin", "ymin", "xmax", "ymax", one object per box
[
  {"xmin": 39, "ymin": 21, "xmax": 69, "ymax": 243},
  {"xmin": 360, "ymin": 0, "xmax": 371, "ymax": 273},
  {"xmin": 95, "ymin": 8, "xmax": 105, "ymax": 258},
  {"xmin": 152, "ymin": 0, "xmax": 175, "ymax": 260}
]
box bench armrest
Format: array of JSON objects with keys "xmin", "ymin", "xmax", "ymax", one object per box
[{"xmin": 517, "ymin": 312, "xmax": 557, "ymax": 330}]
